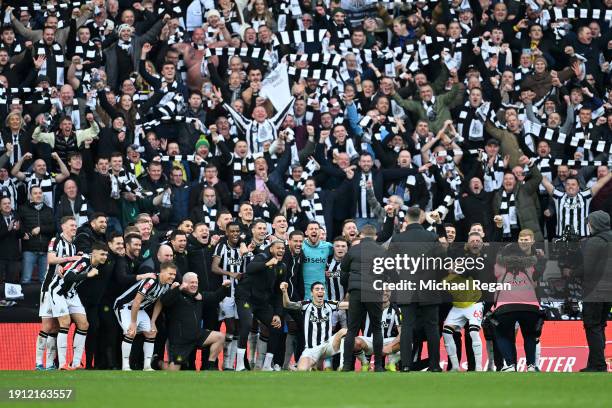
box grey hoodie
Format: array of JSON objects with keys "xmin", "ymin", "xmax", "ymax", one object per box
[
  {"xmin": 582, "ymin": 211, "xmax": 612, "ymax": 301},
  {"xmin": 588, "ymin": 211, "xmax": 611, "ymax": 235}
]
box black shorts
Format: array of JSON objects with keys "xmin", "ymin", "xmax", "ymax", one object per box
[{"xmin": 169, "ymin": 330, "xmax": 213, "ymax": 367}]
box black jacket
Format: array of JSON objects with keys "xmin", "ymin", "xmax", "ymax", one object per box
[
  {"xmin": 100, "ymin": 253, "xmax": 139, "ymax": 303},
  {"xmin": 87, "ymin": 171, "xmax": 120, "ymax": 217},
  {"xmin": 0, "ymin": 212, "xmax": 24, "ymax": 260},
  {"xmin": 340, "ymin": 237, "xmax": 387, "ymax": 298},
  {"xmin": 236, "ymin": 249, "xmax": 285, "ymax": 315},
  {"xmin": 161, "ymin": 285, "xmax": 228, "ymax": 345},
  {"xmin": 282, "ymin": 248, "xmax": 304, "ymax": 302},
  {"xmin": 389, "ymin": 223, "xmax": 445, "ymax": 305},
  {"xmin": 18, "ymin": 202, "xmax": 55, "ymax": 252},
  {"xmin": 186, "ymin": 235, "xmax": 219, "ymax": 292},
  {"xmin": 74, "ymin": 223, "xmax": 107, "ymax": 253}
]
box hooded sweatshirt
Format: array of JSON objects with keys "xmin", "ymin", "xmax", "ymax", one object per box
[{"xmin": 582, "ymin": 211, "xmax": 612, "ymax": 301}]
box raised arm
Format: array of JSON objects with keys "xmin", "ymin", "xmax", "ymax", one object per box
[
  {"xmin": 8, "ymin": 7, "xmax": 40, "ymax": 42},
  {"xmin": 270, "ymin": 98, "xmax": 296, "ymax": 130},
  {"xmin": 591, "ymin": 171, "xmax": 612, "ymax": 197},
  {"xmin": 52, "ymin": 153, "xmax": 71, "ymax": 183},
  {"xmin": 32, "ymin": 126, "xmax": 56, "ymax": 147},
  {"xmin": 279, "ymin": 282, "xmax": 302, "ymax": 309},
  {"xmin": 540, "ymin": 175, "xmax": 555, "ymax": 196},
  {"xmin": 10, "ymin": 152, "xmax": 33, "ymax": 180},
  {"xmin": 139, "ymin": 44, "xmax": 162, "ymax": 89}
]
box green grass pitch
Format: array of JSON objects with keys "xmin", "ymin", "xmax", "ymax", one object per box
[{"xmin": 1, "ymin": 371, "xmax": 610, "ymax": 408}]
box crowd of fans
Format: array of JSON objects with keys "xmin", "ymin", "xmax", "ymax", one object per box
[{"xmin": 0, "ymin": 0, "xmax": 610, "ymax": 371}]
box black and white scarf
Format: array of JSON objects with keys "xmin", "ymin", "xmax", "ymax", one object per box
[
  {"xmin": 157, "ymin": 1, "xmax": 183, "ymax": 19},
  {"xmin": 64, "ymin": 195, "xmax": 89, "ymax": 227},
  {"xmin": 0, "ymin": 41, "xmax": 24, "ymax": 57},
  {"xmin": 301, "ymin": 193, "xmax": 325, "ymax": 227},
  {"xmin": 54, "ymin": 98, "xmax": 81, "ymax": 129},
  {"xmin": 499, "ymin": 190, "xmax": 517, "ymax": 235},
  {"xmin": 514, "ymin": 66, "xmax": 532, "ymax": 84},
  {"xmin": 253, "ymin": 203, "xmax": 272, "ymax": 223},
  {"xmin": 110, "ymin": 169, "xmax": 142, "ymax": 198},
  {"xmin": 574, "ymin": 121, "xmax": 593, "ymax": 140},
  {"xmin": 457, "ymin": 101, "xmax": 491, "ymax": 142},
  {"xmin": 285, "ymin": 158, "xmax": 317, "ymax": 193},
  {"xmin": 117, "ymin": 38, "xmax": 132, "ymax": 51},
  {"xmin": 34, "ymin": 41, "xmax": 64, "ymax": 85},
  {"xmin": 73, "ymin": 40, "xmax": 99, "ymax": 63},
  {"xmin": 168, "ymin": 26, "xmax": 185, "ymax": 45},
  {"xmin": 423, "ymin": 97, "xmax": 436, "ymax": 121},
  {"xmin": 274, "ymin": 29, "xmax": 327, "ymax": 47},
  {"xmin": 524, "ymin": 119, "xmax": 612, "ymax": 156},
  {"xmin": 205, "ymin": 25, "xmax": 226, "ymax": 43},
  {"xmin": 331, "ymin": 22, "xmax": 351, "ymax": 48},
  {"xmin": 85, "ymin": 20, "xmax": 111, "ymax": 41},
  {"xmin": 0, "ymin": 178, "xmax": 19, "ymax": 210},
  {"xmin": 483, "ymin": 154, "xmax": 505, "ymax": 192},
  {"xmin": 200, "ymin": 205, "xmax": 217, "ymax": 231},
  {"xmin": 25, "ymin": 173, "xmax": 54, "ymax": 208},
  {"xmin": 231, "ymin": 153, "xmax": 260, "ymax": 183}
]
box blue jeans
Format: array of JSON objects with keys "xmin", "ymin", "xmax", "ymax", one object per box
[{"xmin": 21, "ymin": 251, "xmax": 48, "ymax": 284}]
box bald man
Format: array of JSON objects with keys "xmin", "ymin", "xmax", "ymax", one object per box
[{"xmin": 160, "ymin": 272, "xmax": 229, "ymax": 370}]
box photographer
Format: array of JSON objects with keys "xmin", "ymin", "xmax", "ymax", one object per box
[
  {"xmin": 580, "ymin": 211, "xmax": 612, "ymax": 372},
  {"xmin": 491, "ymin": 231, "xmax": 544, "ymax": 372}
]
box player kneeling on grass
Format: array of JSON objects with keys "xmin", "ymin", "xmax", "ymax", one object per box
[
  {"xmin": 441, "ymin": 256, "xmax": 484, "ymax": 372},
  {"xmin": 159, "ymin": 272, "xmax": 230, "ymax": 370},
  {"xmin": 280, "ymin": 281, "xmax": 349, "ymax": 371},
  {"xmin": 114, "ymin": 261, "xmax": 177, "ymax": 371},
  {"xmin": 48, "ymin": 241, "xmax": 108, "ymax": 370}
]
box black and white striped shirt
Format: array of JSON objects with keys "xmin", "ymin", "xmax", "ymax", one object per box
[
  {"xmin": 552, "ymin": 189, "xmax": 592, "ymax": 237},
  {"xmin": 49, "ymin": 255, "xmax": 92, "ymax": 298},
  {"xmin": 213, "ymin": 238, "xmax": 244, "ymax": 298},
  {"xmin": 42, "ymin": 234, "xmax": 76, "ymax": 294},
  {"xmin": 300, "ymin": 300, "xmax": 339, "ymax": 348},
  {"xmin": 113, "ymin": 277, "xmax": 170, "ymax": 311},
  {"xmin": 364, "ymin": 305, "xmax": 401, "ymax": 339},
  {"xmin": 325, "ymin": 257, "xmax": 345, "ymax": 302}
]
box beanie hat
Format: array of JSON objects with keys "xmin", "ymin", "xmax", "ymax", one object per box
[{"xmin": 195, "ymin": 135, "xmax": 210, "ymax": 150}]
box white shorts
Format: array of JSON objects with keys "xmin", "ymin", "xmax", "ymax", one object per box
[
  {"xmin": 301, "ymin": 339, "xmax": 339, "ymax": 363},
  {"xmin": 218, "ymin": 297, "xmax": 238, "ymax": 321},
  {"xmin": 115, "ymin": 307, "xmax": 151, "ymax": 334},
  {"xmin": 38, "ymin": 291, "xmax": 53, "ymax": 319},
  {"xmin": 444, "ymin": 302, "xmax": 484, "ymax": 328},
  {"xmin": 331, "ymin": 310, "xmax": 347, "ymax": 328},
  {"xmin": 50, "ymin": 291, "xmax": 85, "ymax": 317},
  {"xmin": 356, "ymin": 336, "xmax": 396, "ymax": 355}
]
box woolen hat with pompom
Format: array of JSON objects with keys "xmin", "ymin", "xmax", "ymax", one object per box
[{"xmin": 195, "ymin": 135, "xmax": 210, "ymax": 150}]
